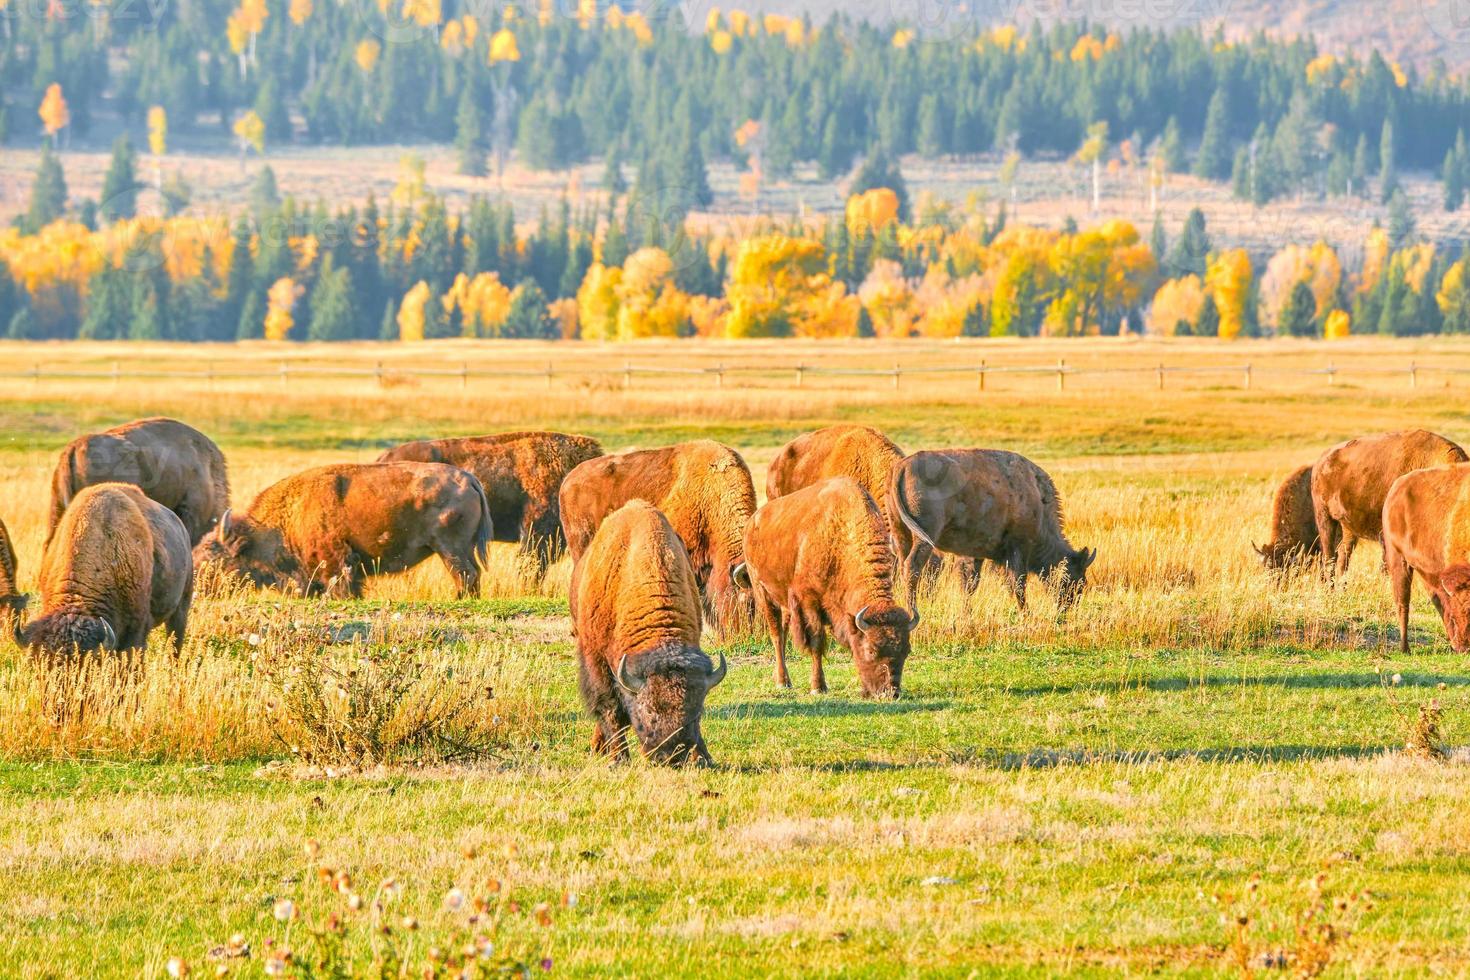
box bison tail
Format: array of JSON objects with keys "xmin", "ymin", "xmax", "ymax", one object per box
[
  {"xmin": 470, "ymin": 476, "xmax": 494, "ymax": 570},
  {"xmin": 47, "ymin": 443, "xmax": 80, "ymax": 547},
  {"xmin": 888, "ymin": 462, "xmax": 936, "ymax": 548}
]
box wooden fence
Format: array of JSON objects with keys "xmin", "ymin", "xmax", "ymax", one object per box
[{"xmin": 0, "ymin": 359, "xmax": 1460, "ymax": 391}]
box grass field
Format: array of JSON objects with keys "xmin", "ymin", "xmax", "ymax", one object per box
[{"xmin": 3, "ymin": 337, "xmax": 1470, "ymax": 977}]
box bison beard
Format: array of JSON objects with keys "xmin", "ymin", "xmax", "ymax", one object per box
[{"xmin": 570, "ymin": 500, "xmax": 727, "ymax": 766}]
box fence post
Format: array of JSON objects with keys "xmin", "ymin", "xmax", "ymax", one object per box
[
  {"xmin": 1056, "ymin": 359, "xmax": 1066, "ymax": 392},
  {"xmin": 715, "ymin": 363, "xmax": 724, "ymax": 389},
  {"xmin": 977, "ymin": 359, "xmax": 986, "ymax": 392},
  {"xmin": 112, "ymin": 360, "xmax": 121, "ymax": 387},
  {"xmin": 1156, "ymin": 362, "xmax": 1165, "ymax": 390},
  {"xmin": 795, "ymin": 365, "xmax": 805, "ymax": 388},
  {"xmin": 375, "ymin": 360, "xmax": 383, "ymax": 386},
  {"xmin": 892, "ymin": 362, "xmax": 901, "ymax": 390},
  {"xmin": 545, "ymin": 362, "xmax": 554, "ymax": 390},
  {"xmin": 460, "ymin": 362, "xmax": 469, "ymax": 389},
  {"xmin": 207, "ymin": 361, "xmax": 215, "ymax": 389},
  {"xmin": 1409, "ymin": 361, "xmax": 1418, "ymax": 389},
  {"xmin": 1326, "ymin": 361, "xmax": 1336, "ymax": 386},
  {"xmin": 1244, "ymin": 363, "xmax": 1252, "ymax": 390},
  {"xmin": 31, "ymin": 363, "xmax": 39, "ymax": 386},
  {"xmin": 623, "ymin": 361, "xmax": 632, "ymax": 390},
  {"xmin": 280, "ymin": 361, "xmax": 288, "ymax": 388}
]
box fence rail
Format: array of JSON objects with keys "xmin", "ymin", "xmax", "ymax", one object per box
[{"xmin": 0, "ymin": 359, "xmax": 1463, "ymax": 390}]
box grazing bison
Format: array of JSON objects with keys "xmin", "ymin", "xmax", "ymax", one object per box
[
  {"xmin": 1383, "ymin": 463, "xmax": 1470, "ymax": 652},
  {"xmin": 193, "ymin": 462, "xmax": 492, "ymax": 598},
  {"xmin": 378, "ymin": 431, "xmax": 602, "ymax": 579},
  {"xmin": 737, "ymin": 477, "xmax": 917, "ymax": 697},
  {"xmin": 559, "ymin": 440, "xmax": 756, "ymax": 631},
  {"xmin": 570, "ymin": 500, "xmax": 726, "ymax": 766},
  {"xmin": 889, "ymin": 449, "xmax": 1096, "ymax": 612},
  {"xmin": 2, "ymin": 484, "xmax": 192, "ymax": 654},
  {"xmin": 49, "ymin": 417, "xmax": 229, "ymax": 547},
  {"xmin": 766, "ymin": 424, "xmax": 904, "ymax": 508},
  {"xmin": 1312, "ymin": 429, "xmax": 1467, "ymax": 580},
  {"xmin": 1254, "ymin": 464, "xmax": 1320, "ymax": 572}
]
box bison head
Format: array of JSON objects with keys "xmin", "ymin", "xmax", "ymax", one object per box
[
  {"xmin": 1054, "ymin": 547, "xmax": 1097, "ymax": 613},
  {"xmin": 707, "ymin": 561, "xmax": 757, "ymax": 634},
  {"xmin": 1254, "ymin": 540, "xmax": 1306, "ymax": 574},
  {"xmin": 614, "ymin": 645, "xmax": 727, "ymax": 766},
  {"xmin": 1437, "ymin": 565, "xmax": 1470, "ymax": 651},
  {"xmin": 850, "ymin": 603, "xmax": 918, "ymax": 698},
  {"xmin": 0, "ymin": 518, "xmax": 25, "ymax": 640},
  {"xmin": 193, "ymin": 510, "xmax": 303, "ymax": 593},
  {"xmin": 16, "ymin": 611, "xmax": 116, "ymax": 655}
]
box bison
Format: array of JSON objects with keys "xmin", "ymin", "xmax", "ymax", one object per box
[
  {"xmin": 737, "ymin": 477, "xmax": 918, "ymax": 697},
  {"xmin": 2, "ymin": 483, "xmax": 193, "ymax": 654},
  {"xmin": 1254, "ymin": 464, "xmax": 1320, "ymax": 573},
  {"xmin": 1383, "ymin": 463, "xmax": 1470, "ymax": 652},
  {"xmin": 889, "ymin": 449, "xmax": 1096, "ymax": 612},
  {"xmin": 378, "ymin": 431, "xmax": 602, "ymax": 580},
  {"xmin": 193, "ymin": 462, "xmax": 492, "ymax": 598},
  {"xmin": 766, "ymin": 424, "xmax": 904, "ymax": 508},
  {"xmin": 559, "ymin": 439, "xmax": 756, "ymax": 632},
  {"xmin": 570, "ymin": 499, "xmax": 726, "ymax": 766},
  {"xmin": 1312, "ymin": 429, "xmax": 1467, "ymax": 580},
  {"xmin": 49, "ymin": 417, "xmax": 229, "ymax": 547}
]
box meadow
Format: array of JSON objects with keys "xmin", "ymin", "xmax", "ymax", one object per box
[{"xmin": 3, "ymin": 336, "xmax": 1470, "ymax": 977}]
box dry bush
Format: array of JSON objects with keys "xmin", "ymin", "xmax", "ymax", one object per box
[{"xmin": 1210, "ymin": 873, "xmax": 1370, "ymax": 978}]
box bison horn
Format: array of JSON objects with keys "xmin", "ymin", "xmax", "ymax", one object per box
[
  {"xmin": 217, "ymin": 509, "xmax": 233, "ymax": 541},
  {"xmin": 11, "ymin": 609, "xmax": 25, "ymax": 650},
  {"xmin": 855, "ymin": 604, "xmax": 873, "ymax": 633},
  {"xmin": 731, "ymin": 563, "xmax": 751, "ymax": 589},
  {"xmin": 705, "ymin": 651, "xmax": 728, "ymax": 689},
  {"xmin": 99, "ymin": 618, "xmax": 117, "ymax": 651},
  {"xmin": 1252, "ymin": 541, "xmax": 1267, "ymax": 557},
  {"xmin": 615, "ymin": 655, "xmax": 645, "ymax": 694},
  {"xmin": 1081, "ymin": 547, "xmax": 1097, "ymax": 569},
  {"xmin": 906, "ymin": 608, "xmax": 920, "ymax": 630}
]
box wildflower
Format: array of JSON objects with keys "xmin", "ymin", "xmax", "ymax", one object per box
[
  {"xmin": 334, "ymin": 871, "xmax": 353, "ymax": 893},
  {"xmin": 248, "ymin": 633, "xmax": 262, "ymax": 646},
  {"xmin": 273, "ymin": 898, "xmax": 297, "ymax": 921},
  {"xmin": 561, "ymin": 891, "xmax": 577, "ymax": 908},
  {"xmin": 445, "ymin": 887, "xmax": 466, "ymax": 911},
  {"xmin": 534, "ymin": 902, "xmax": 553, "ymax": 927},
  {"xmin": 382, "ymin": 877, "xmax": 402, "ymax": 899},
  {"xmin": 304, "ymin": 839, "xmax": 321, "ymax": 858},
  {"xmin": 263, "ymin": 954, "xmax": 288, "ymax": 977},
  {"xmin": 541, "ymin": 957, "xmax": 553, "ymax": 971},
  {"xmin": 347, "ymin": 892, "xmax": 363, "ymax": 911},
  {"xmin": 402, "ymin": 916, "xmax": 419, "ymax": 931},
  {"xmin": 166, "ymin": 958, "xmax": 189, "ymax": 978},
  {"xmin": 475, "ymin": 936, "xmax": 494, "ymax": 958},
  {"xmin": 462, "ymin": 845, "xmax": 478, "ymax": 860},
  {"xmin": 1392, "ymin": 673, "xmax": 1403, "ymax": 686}
]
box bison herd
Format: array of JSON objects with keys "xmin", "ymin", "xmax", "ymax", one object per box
[{"xmin": 2, "ymin": 416, "xmax": 1470, "ymax": 766}]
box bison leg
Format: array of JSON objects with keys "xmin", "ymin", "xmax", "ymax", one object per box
[
  {"xmin": 901, "ymin": 539, "xmax": 935, "ymax": 609},
  {"xmin": 1386, "ymin": 545, "xmax": 1414, "ymax": 654},
  {"xmin": 755, "ymin": 586, "xmax": 790, "ymax": 689},
  {"xmin": 957, "ymin": 556, "xmax": 983, "ymax": 593},
  {"xmin": 807, "ymin": 627, "xmax": 828, "ymax": 695},
  {"xmin": 518, "ymin": 510, "xmax": 564, "ymax": 583},
  {"xmin": 790, "ymin": 602, "xmax": 828, "ymax": 694},
  {"xmin": 1334, "ymin": 535, "xmax": 1357, "ymax": 581},
  {"xmin": 1003, "ymin": 549, "xmax": 1028, "ymax": 611},
  {"xmin": 1314, "ymin": 505, "xmax": 1343, "ymax": 583},
  {"xmin": 439, "ymin": 550, "xmax": 481, "ymax": 598},
  {"xmin": 165, "ymin": 589, "xmax": 192, "ymax": 656},
  {"xmin": 578, "ymin": 660, "xmax": 630, "ymax": 761}
]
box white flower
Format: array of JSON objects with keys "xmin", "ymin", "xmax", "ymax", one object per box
[
  {"xmin": 444, "ymin": 887, "xmax": 466, "ymax": 911},
  {"xmin": 165, "ymin": 958, "xmax": 188, "ymax": 978},
  {"xmin": 273, "ymin": 898, "xmax": 296, "ymax": 921},
  {"xmin": 1392, "ymin": 673, "xmax": 1403, "ymax": 686},
  {"xmin": 248, "ymin": 633, "xmax": 262, "ymax": 647}
]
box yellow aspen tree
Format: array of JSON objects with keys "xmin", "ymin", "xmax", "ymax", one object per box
[
  {"xmin": 38, "ymin": 84, "xmax": 69, "ymax": 142},
  {"xmin": 264, "ymin": 277, "xmax": 303, "ymax": 341},
  {"xmin": 1323, "ymin": 309, "xmax": 1350, "ymax": 339},
  {"xmin": 397, "ymin": 281, "xmax": 432, "ymax": 341},
  {"xmin": 575, "ymin": 263, "xmax": 622, "ymax": 341},
  {"xmin": 858, "ymin": 259, "xmax": 919, "ymax": 338},
  {"xmin": 1206, "ymin": 249, "xmax": 1253, "ymax": 339},
  {"xmin": 288, "ymin": 0, "xmax": 312, "ymax": 26},
  {"xmin": 1146, "ymin": 275, "xmax": 1206, "ymax": 336},
  {"xmin": 845, "ymin": 188, "xmax": 900, "ymax": 237},
  {"xmin": 355, "ymin": 39, "xmax": 382, "ymax": 72},
  {"xmin": 488, "ymin": 28, "xmax": 521, "ymax": 63}
]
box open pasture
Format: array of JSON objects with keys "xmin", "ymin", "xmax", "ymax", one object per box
[{"xmin": 3, "ymin": 337, "xmax": 1470, "ymax": 976}]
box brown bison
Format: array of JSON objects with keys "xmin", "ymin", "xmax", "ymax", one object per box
[
  {"xmin": 1312, "ymin": 429, "xmax": 1467, "ymax": 579},
  {"xmin": 889, "ymin": 449, "xmax": 1096, "ymax": 612},
  {"xmin": 193, "ymin": 462, "xmax": 492, "ymax": 598},
  {"xmin": 559, "ymin": 440, "xmax": 756, "ymax": 631},
  {"xmin": 2, "ymin": 484, "xmax": 193, "ymax": 654},
  {"xmin": 766, "ymin": 424, "xmax": 904, "ymax": 508},
  {"xmin": 1254, "ymin": 464, "xmax": 1320, "ymax": 572},
  {"xmin": 737, "ymin": 477, "xmax": 918, "ymax": 698},
  {"xmin": 49, "ymin": 417, "xmax": 229, "ymax": 547},
  {"xmin": 1382, "ymin": 463, "xmax": 1470, "ymax": 652},
  {"xmin": 378, "ymin": 431, "xmax": 602, "ymax": 579},
  {"xmin": 570, "ymin": 499, "xmax": 726, "ymax": 766}
]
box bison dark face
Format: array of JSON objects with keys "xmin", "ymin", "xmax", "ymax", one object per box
[
  {"xmin": 615, "ymin": 647, "xmax": 727, "ymax": 766},
  {"xmin": 17, "ymin": 611, "xmax": 116, "ymax": 655},
  {"xmin": 707, "ymin": 563, "xmax": 758, "ymax": 635},
  {"xmin": 1054, "ymin": 547, "xmax": 1097, "ymax": 613},
  {"xmin": 1255, "ymin": 541, "xmax": 1306, "ymax": 574},
  {"xmin": 850, "ymin": 604, "xmax": 917, "ymax": 699},
  {"xmin": 1436, "ymin": 565, "xmax": 1470, "ymax": 651},
  {"xmin": 193, "ymin": 511, "xmax": 303, "ymax": 593}
]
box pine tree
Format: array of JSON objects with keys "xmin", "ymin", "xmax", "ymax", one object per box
[
  {"xmin": 80, "ymin": 265, "xmax": 129, "ymax": 340},
  {"xmin": 379, "ymin": 298, "xmax": 399, "ymax": 341},
  {"xmin": 99, "ymin": 135, "xmax": 139, "ymax": 223},
  {"xmin": 1379, "ymin": 118, "xmax": 1397, "ymax": 203},
  {"xmin": 1149, "ymin": 212, "xmax": 1166, "ymax": 262},
  {"xmin": 307, "ymin": 254, "xmax": 358, "ymax": 340},
  {"xmin": 236, "ymin": 290, "xmax": 264, "ymax": 340},
  {"xmin": 1194, "ymin": 85, "xmax": 1232, "ymax": 180},
  {"xmin": 503, "ymin": 280, "xmax": 553, "ymax": 338},
  {"xmin": 1388, "ymin": 188, "xmax": 1416, "ymax": 245},
  {"xmin": 129, "ymin": 276, "xmax": 166, "ymax": 340},
  {"xmin": 455, "ymin": 88, "xmax": 487, "ymax": 177},
  {"xmin": 0, "ymin": 260, "xmax": 18, "ymax": 335},
  {"xmin": 23, "ymin": 145, "xmax": 68, "ymax": 234},
  {"xmin": 1352, "ymin": 132, "xmax": 1371, "ymax": 198},
  {"xmin": 1197, "ymin": 294, "xmax": 1220, "ymax": 338},
  {"xmin": 1444, "ymin": 144, "xmax": 1464, "ymax": 212},
  {"xmin": 1280, "ymin": 280, "xmax": 1317, "ymax": 337},
  {"xmin": 601, "ymin": 144, "xmax": 627, "ymax": 196},
  {"xmin": 1160, "ymin": 116, "xmax": 1185, "ymax": 173},
  {"xmin": 1230, "ymin": 145, "xmax": 1251, "ymax": 200},
  {"xmin": 255, "ymin": 78, "xmax": 291, "ymax": 142},
  {"xmin": 251, "ymin": 166, "xmax": 280, "ymax": 217},
  {"xmin": 1167, "ymin": 207, "xmax": 1210, "ymax": 278},
  {"xmin": 8, "ymin": 307, "xmax": 39, "ymax": 340},
  {"xmin": 850, "ymin": 148, "xmax": 911, "ymax": 222}
]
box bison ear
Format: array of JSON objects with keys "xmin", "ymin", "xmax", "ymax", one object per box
[
  {"xmin": 1252, "ymin": 541, "xmax": 1267, "ymax": 558},
  {"xmin": 1443, "ymin": 565, "xmax": 1470, "ymax": 593},
  {"xmin": 1081, "ymin": 547, "xmax": 1097, "ymax": 569}
]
